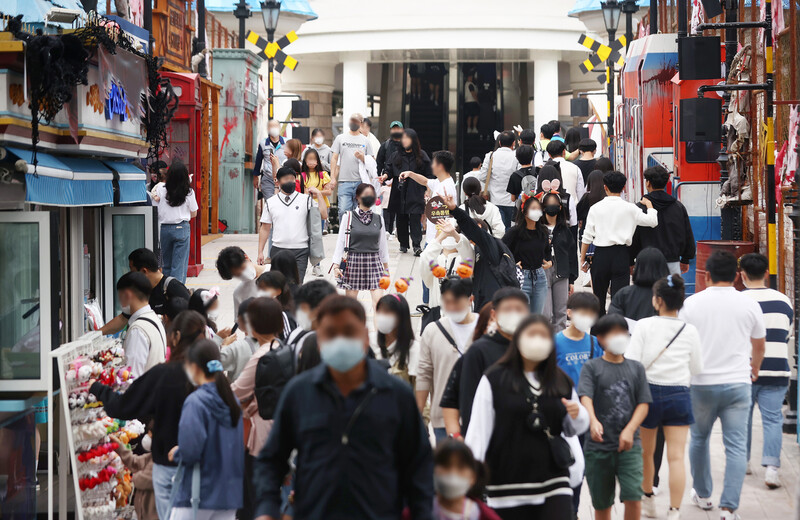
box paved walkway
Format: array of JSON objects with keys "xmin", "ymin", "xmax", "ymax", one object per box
[{"xmin": 194, "ymin": 233, "xmax": 800, "ymax": 520}]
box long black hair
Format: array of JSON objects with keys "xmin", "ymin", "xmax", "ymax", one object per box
[
  {"xmin": 462, "ymin": 176, "xmax": 486, "ymax": 215},
  {"xmin": 186, "ymin": 339, "xmax": 241, "ymax": 427},
  {"xmin": 653, "ymin": 274, "xmax": 686, "ymax": 311},
  {"xmin": 168, "ymin": 310, "xmax": 207, "ymax": 362},
  {"xmin": 256, "ymin": 270, "xmax": 295, "ymax": 312},
  {"xmin": 512, "ymin": 196, "xmax": 547, "ymax": 241},
  {"xmin": 434, "ymin": 439, "xmax": 489, "ymax": 501},
  {"xmin": 270, "ymin": 250, "xmax": 300, "ymax": 285},
  {"xmin": 188, "ymin": 288, "xmax": 218, "ymax": 332},
  {"xmin": 300, "ymin": 148, "xmax": 324, "ymax": 195},
  {"xmin": 632, "ymin": 247, "xmax": 670, "ymax": 287},
  {"xmin": 396, "ymin": 128, "xmax": 423, "ymax": 170},
  {"xmin": 375, "ymin": 294, "xmax": 414, "ymax": 370},
  {"xmin": 497, "ymin": 314, "xmax": 572, "ymax": 396},
  {"xmin": 580, "ymin": 169, "xmax": 606, "ymax": 209},
  {"xmin": 165, "ymin": 160, "xmax": 191, "ymax": 207},
  {"xmin": 564, "ymin": 127, "xmax": 581, "ymax": 153},
  {"xmin": 542, "ymin": 192, "xmax": 568, "ymax": 228}
]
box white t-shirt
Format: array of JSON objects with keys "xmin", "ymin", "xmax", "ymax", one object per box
[
  {"xmin": 679, "ymin": 286, "xmax": 767, "ymax": 386},
  {"xmin": 449, "ymin": 316, "xmax": 478, "ymax": 353},
  {"xmin": 260, "ymin": 192, "xmax": 313, "ymax": 249},
  {"xmin": 425, "ymin": 177, "xmax": 458, "ymax": 244},
  {"xmin": 155, "ymin": 186, "xmax": 199, "ymax": 225},
  {"xmin": 626, "ymin": 316, "xmax": 704, "ymax": 387}
]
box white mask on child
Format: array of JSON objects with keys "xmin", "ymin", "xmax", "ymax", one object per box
[{"xmin": 605, "ymin": 334, "xmax": 629, "ymax": 355}]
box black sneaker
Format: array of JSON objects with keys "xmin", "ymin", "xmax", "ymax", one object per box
[
  {"xmin": 413, "ymin": 247, "xmax": 422, "ymax": 257},
  {"xmin": 399, "ymin": 247, "xmax": 408, "ymax": 253}
]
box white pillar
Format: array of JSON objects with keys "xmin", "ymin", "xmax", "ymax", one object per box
[
  {"xmin": 533, "ymin": 52, "xmax": 560, "ymax": 136},
  {"xmin": 342, "ymin": 56, "xmax": 368, "ymax": 120}
]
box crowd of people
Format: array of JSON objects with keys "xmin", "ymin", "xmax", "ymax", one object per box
[{"xmin": 105, "ymin": 119, "xmax": 792, "ymax": 520}]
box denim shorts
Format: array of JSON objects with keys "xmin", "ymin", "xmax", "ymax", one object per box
[{"xmin": 641, "ymin": 384, "xmax": 694, "ymax": 429}]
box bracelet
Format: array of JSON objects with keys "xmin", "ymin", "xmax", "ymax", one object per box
[{"xmin": 448, "ymin": 432, "xmax": 463, "ymax": 440}]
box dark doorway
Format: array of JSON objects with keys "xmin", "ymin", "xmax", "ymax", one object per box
[
  {"xmin": 458, "ymin": 63, "xmax": 503, "ymax": 172},
  {"xmin": 404, "ymin": 63, "xmax": 448, "ymax": 159}
]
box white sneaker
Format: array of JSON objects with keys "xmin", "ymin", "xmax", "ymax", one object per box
[
  {"xmin": 642, "ymin": 495, "xmax": 657, "ymax": 518},
  {"xmin": 667, "ymin": 508, "xmax": 681, "ymax": 520},
  {"xmin": 312, "ymin": 264, "xmax": 322, "ymax": 277},
  {"xmin": 745, "ymin": 461, "xmax": 753, "ymax": 475},
  {"xmin": 691, "ymin": 489, "xmax": 714, "ymax": 511},
  {"xmin": 765, "ymin": 465, "xmax": 781, "ymax": 489},
  {"xmin": 720, "ymin": 510, "xmax": 740, "ymax": 520}
]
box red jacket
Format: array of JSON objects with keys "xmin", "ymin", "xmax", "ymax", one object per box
[{"xmin": 402, "ymin": 500, "xmax": 502, "ymax": 520}]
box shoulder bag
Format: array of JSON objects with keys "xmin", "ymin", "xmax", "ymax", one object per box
[
  {"xmin": 481, "ymin": 152, "xmax": 494, "ymax": 201},
  {"xmin": 645, "ymin": 322, "xmax": 687, "ymax": 371},
  {"xmin": 307, "ymin": 195, "xmax": 325, "ymax": 265},
  {"xmin": 522, "ymin": 383, "xmax": 575, "ymax": 470},
  {"xmin": 339, "ymin": 211, "xmax": 353, "ymax": 275}
]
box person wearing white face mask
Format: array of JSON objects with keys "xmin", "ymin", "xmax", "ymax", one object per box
[
  {"xmin": 419, "ymin": 218, "xmax": 475, "ymax": 310},
  {"xmin": 115, "ymin": 272, "xmax": 167, "ymax": 378},
  {"xmin": 256, "ymin": 271, "xmax": 299, "ymax": 342},
  {"xmin": 371, "ymin": 294, "xmax": 420, "ymax": 384},
  {"xmin": 502, "ymin": 195, "xmax": 552, "ymax": 314},
  {"xmin": 188, "ymin": 287, "xmax": 232, "ymax": 344},
  {"xmin": 252, "ymin": 295, "xmax": 433, "ymax": 519},
  {"xmin": 466, "ymin": 314, "xmax": 588, "ymax": 519},
  {"xmin": 301, "ymin": 128, "xmax": 332, "ymax": 170},
  {"xmin": 252, "ymin": 119, "xmax": 287, "ymax": 201},
  {"xmin": 458, "ymin": 288, "xmax": 530, "ymax": 434},
  {"xmin": 216, "ymin": 246, "xmax": 268, "ymax": 314},
  {"xmin": 417, "ymin": 278, "xmax": 478, "ymax": 444},
  {"xmin": 579, "ymin": 314, "xmax": 651, "ymax": 520}
]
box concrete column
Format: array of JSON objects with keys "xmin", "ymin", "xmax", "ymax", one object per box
[
  {"xmin": 342, "ymin": 55, "xmax": 368, "ymax": 120},
  {"xmin": 533, "ymin": 52, "xmax": 560, "ymax": 135}
]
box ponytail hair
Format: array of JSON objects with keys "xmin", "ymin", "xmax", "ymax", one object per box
[
  {"xmin": 462, "ymin": 176, "xmax": 486, "ymax": 215},
  {"xmin": 186, "ymin": 339, "xmax": 241, "ymax": 427},
  {"xmin": 652, "ymin": 274, "xmax": 686, "ymax": 311}
]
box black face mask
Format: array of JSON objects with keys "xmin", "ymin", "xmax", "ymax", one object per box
[
  {"xmin": 545, "ymin": 205, "xmax": 561, "ymax": 216},
  {"xmin": 391, "ymin": 132, "xmax": 403, "ymax": 140},
  {"xmin": 361, "ymin": 195, "xmax": 376, "ymax": 208},
  {"xmin": 280, "ymin": 181, "xmax": 296, "ymax": 194}
]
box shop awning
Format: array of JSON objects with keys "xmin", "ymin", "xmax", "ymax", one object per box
[
  {"xmin": 103, "ymin": 161, "xmax": 148, "ymax": 204},
  {"xmin": 7, "ymin": 147, "xmax": 115, "ymax": 207}
]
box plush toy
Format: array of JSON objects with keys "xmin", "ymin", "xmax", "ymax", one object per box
[
  {"xmin": 394, "ymin": 277, "xmax": 412, "ymax": 293},
  {"xmin": 430, "ymin": 261, "xmax": 447, "ymax": 279},
  {"xmin": 456, "ymin": 259, "xmax": 474, "ymax": 279}
]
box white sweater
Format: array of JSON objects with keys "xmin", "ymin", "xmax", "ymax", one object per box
[{"xmin": 626, "ymin": 316, "xmax": 704, "ymax": 387}]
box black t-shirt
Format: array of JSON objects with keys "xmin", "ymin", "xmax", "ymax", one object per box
[
  {"xmin": 573, "ymin": 158, "xmax": 597, "ymax": 184},
  {"xmin": 506, "ymin": 166, "xmax": 535, "ymax": 198},
  {"xmin": 149, "ymin": 275, "xmax": 190, "ymax": 315},
  {"xmin": 503, "ymin": 226, "xmax": 551, "ymax": 270}
]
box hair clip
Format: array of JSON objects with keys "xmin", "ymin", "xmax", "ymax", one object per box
[
  {"xmin": 200, "ymin": 288, "xmax": 220, "ymax": 307},
  {"xmin": 667, "ymin": 274, "xmax": 674, "ymax": 287},
  {"xmin": 206, "ymin": 360, "xmax": 223, "ymax": 374}
]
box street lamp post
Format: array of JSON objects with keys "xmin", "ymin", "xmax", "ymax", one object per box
[
  {"xmin": 621, "ymin": 0, "xmax": 637, "ymax": 51},
  {"xmin": 601, "ymin": 0, "xmax": 622, "ymax": 165},
  {"xmin": 196, "ymin": 0, "xmax": 207, "ymax": 78},
  {"xmin": 234, "ymin": 0, "xmax": 252, "ymax": 49},
  {"xmin": 261, "ymin": 0, "xmax": 282, "ymax": 121}
]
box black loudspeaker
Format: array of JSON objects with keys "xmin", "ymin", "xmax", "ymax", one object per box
[
  {"xmin": 678, "ymin": 36, "xmax": 721, "ymax": 80},
  {"xmin": 293, "ymin": 126, "xmax": 310, "ymax": 145},
  {"xmin": 700, "ymin": 0, "xmax": 723, "ymax": 19},
  {"xmin": 570, "ymin": 98, "xmax": 589, "ymax": 117},
  {"xmin": 292, "ymin": 99, "xmax": 310, "ymax": 119},
  {"xmin": 680, "ymin": 98, "xmax": 722, "ymax": 142}
]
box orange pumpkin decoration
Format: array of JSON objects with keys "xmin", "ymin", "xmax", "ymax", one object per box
[
  {"xmin": 430, "ymin": 261, "xmax": 447, "ymax": 279},
  {"xmin": 395, "ymin": 277, "xmax": 411, "ymax": 293},
  {"xmin": 456, "ymin": 259, "xmax": 474, "ymax": 279},
  {"xmin": 379, "ymin": 274, "xmax": 391, "ymax": 290}
]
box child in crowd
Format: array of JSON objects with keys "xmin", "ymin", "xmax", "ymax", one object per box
[
  {"xmin": 168, "ymin": 339, "xmax": 244, "ymax": 520},
  {"xmin": 219, "ymin": 298, "xmax": 259, "ymax": 382},
  {"xmin": 111, "ymin": 431, "xmax": 157, "ymax": 520},
  {"xmin": 579, "ymin": 314, "xmax": 651, "ymax": 520},
  {"xmin": 188, "ymin": 288, "xmax": 232, "ymax": 342},
  {"xmin": 256, "ymin": 271, "xmax": 298, "ymax": 342}
]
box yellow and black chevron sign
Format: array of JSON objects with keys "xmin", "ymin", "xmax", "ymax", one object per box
[
  {"xmin": 578, "ymin": 34, "xmax": 627, "ymax": 73},
  {"xmin": 246, "ymin": 30, "xmax": 299, "ymax": 73}
]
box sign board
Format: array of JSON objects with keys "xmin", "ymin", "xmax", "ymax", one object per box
[{"xmin": 425, "ymin": 195, "xmax": 451, "ymax": 224}]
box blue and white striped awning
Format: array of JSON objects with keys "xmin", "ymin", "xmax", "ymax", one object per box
[{"xmin": 104, "ymin": 160, "xmax": 148, "ymax": 204}]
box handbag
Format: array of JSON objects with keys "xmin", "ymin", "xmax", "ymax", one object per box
[
  {"xmin": 165, "ymin": 462, "xmax": 201, "ymax": 520},
  {"xmin": 307, "ymin": 196, "xmax": 325, "ymax": 265},
  {"xmin": 645, "ymin": 323, "xmax": 687, "ymax": 371},
  {"xmin": 481, "ymin": 152, "xmax": 494, "ymax": 201},
  {"xmin": 522, "ymin": 384, "xmax": 575, "ymax": 470}
]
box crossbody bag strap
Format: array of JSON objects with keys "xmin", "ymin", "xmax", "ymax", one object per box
[
  {"xmin": 135, "ymin": 316, "xmax": 167, "ymax": 351},
  {"xmin": 435, "ymin": 320, "xmax": 461, "ymax": 355},
  {"xmin": 482, "ymin": 152, "xmax": 494, "ymax": 197},
  {"xmin": 645, "ymin": 323, "xmax": 687, "ymax": 371},
  {"xmin": 344, "ymin": 211, "xmax": 353, "ymax": 254}
]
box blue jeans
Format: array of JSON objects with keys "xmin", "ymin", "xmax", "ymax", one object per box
[
  {"xmin": 337, "ymin": 181, "xmax": 359, "ymax": 213},
  {"xmin": 152, "ymin": 463, "xmax": 178, "ymax": 520},
  {"xmin": 498, "ymin": 205, "xmax": 514, "ymax": 230},
  {"xmin": 521, "ymin": 267, "xmax": 548, "ymax": 314},
  {"xmin": 690, "ymin": 383, "xmax": 751, "ymax": 510},
  {"xmin": 160, "ymin": 222, "xmax": 191, "ymax": 283},
  {"xmin": 748, "ymin": 383, "xmax": 788, "ymax": 468}
]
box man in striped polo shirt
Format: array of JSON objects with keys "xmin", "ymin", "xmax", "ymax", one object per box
[{"xmin": 740, "ymin": 253, "xmax": 794, "ymax": 489}]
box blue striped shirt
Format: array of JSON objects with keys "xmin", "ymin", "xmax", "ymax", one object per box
[{"xmin": 744, "ymin": 288, "xmax": 793, "ymax": 386}]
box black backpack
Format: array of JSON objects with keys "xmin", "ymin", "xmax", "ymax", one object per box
[
  {"xmin": 255, "ymin": 340, "xmax": 296, "ymax": 420},
  {"xmin": 488, "ymin": 238, "xmax": 521, "ymax": 289},
  {"xmin": 416, "ymin": 305, "xmax": 441, "ymax": 334}
]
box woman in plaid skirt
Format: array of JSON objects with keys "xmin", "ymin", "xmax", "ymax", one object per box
[{"xmin": 332, "ymin": 183, "xmax": 390, "ymax": 309}]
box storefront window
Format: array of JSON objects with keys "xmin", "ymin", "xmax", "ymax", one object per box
[
  {"xmin": 0, "ymin": 222, "xmax": 41, "ymax": 380},
  {"xmin": 111, "ymin": 214, "xmax": 145, "ymax": 315}
]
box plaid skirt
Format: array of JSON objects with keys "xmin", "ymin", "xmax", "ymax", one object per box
[{"xmin": 340, "ymin": 252, "xmax": 383, "ymax": 291}]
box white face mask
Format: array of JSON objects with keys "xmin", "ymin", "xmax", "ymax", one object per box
[
  {"xmin": 257, "ymin": 289, "xmax": 276, "ymax": 299},
  {"xmin": 605, "ymin": 334, "xmax": 630, "ymax": 355},
  {"xmin": 314, "ymin": 136, "xmax": 325, "ymax": 146},
  {"xmin": 444, "ymin": 308, "xmax": 470, "ymax": 324},
  {"xmin": 527, "ymin": 208, "xmax": 543, "ymax": 221},
  {"xmin": 571, "ymin": 312, "xmax": 596, "ymax": 334},
  {"xmin": 434, "ymin": 473, "xmax": 472, "ymax": 500},
  {"xmin": 239, "ymin": 263, "xmax": 256, "ymax": 282},
  {"xmin": 375, "ymin": 314, "xmax": 397, "ymax": 335},
  {"xmin": 141, "ymin": 434, "xmax": 152, "ymax": 452},
  {"xmin": 441, "ymin": 236, "xmax": 458, "ymax": 249},
  {"xmin": 268, "ymin": 127, "xmax": 280, "ymax": 138},
  {"xmin": 207, "ymin": 309, "xmax": 220, "ymax": 323},
  {"xmin": 184, "ymin": 366, "xmax": 198, "ymax": 387},
  {"xmin": 296, "ymin": 309, "xmax": 312, "ymax": 331},
  {"xmin": 496, "ymin": 311, "xmax": 526, "ymax": 335},
  {"xmin": 518, "ymin": 335, "xmax": 553, "ymax": 362},
  {"xmin": 121, "ymin": 304, "xmax": 131, "ymax": 315}
]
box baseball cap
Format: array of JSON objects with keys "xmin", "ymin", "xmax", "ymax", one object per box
[{"xmin": 390, "ymin": 121, "xmax": 404, "ymax": 129}]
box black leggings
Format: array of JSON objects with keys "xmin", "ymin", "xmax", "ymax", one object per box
[
  {"xmin": 591, "ymin": 245, "xmax": 630, "ymax": 314},
  {"xmin": 497, "ymin": 495, "xmax": 574, "ymax": 520}
]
